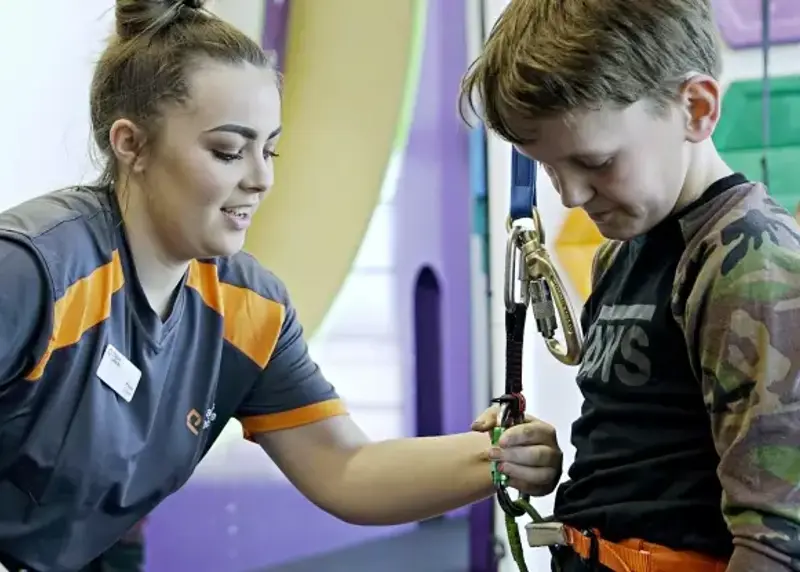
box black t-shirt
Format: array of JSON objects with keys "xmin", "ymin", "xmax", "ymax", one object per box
[{"xmin": 553, "ymin": 175, "xmax": 756, "ymax": 559}]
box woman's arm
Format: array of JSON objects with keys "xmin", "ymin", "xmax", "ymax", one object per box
[
  {"xmin": 256, "ymin": 416, "xmax": 491, "ymax": 525},
  {"xmin": 237, "ymin": 270, "xmax": 561, "ymax": 524},
  {"xmin": 255, "ymin": 410, "xmax": 561, "ymax": 525}
]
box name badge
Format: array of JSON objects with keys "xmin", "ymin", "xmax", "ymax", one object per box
[{"xmin": 97, "ymin": 344, "xmax": 142, "ymax": 402}]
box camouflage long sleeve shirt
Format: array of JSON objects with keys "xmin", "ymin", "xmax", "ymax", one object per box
[
  {"xmin": 575, "ymin": 179, "xmax": 800, "ymax": 570},
  {"xmin": 672, "ymin": 182, "xmax": 800, "ymax": 570}
]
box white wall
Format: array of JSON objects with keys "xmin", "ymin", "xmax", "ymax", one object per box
[
  {"xmin": 0, "ymin": 1, "xmax": 112, "ymax": 209},
  {"xmin": 0, "ymin": 0, "xmax": 246, "ymax": 210},
  {"xmin": 481, "ymin": 1, "xmax": 800, "ymax": 570}
]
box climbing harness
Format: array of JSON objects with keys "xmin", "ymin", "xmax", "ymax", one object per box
[{"xmin": 491, "ymin": 149, "xmax": 583, "ymax": 572}]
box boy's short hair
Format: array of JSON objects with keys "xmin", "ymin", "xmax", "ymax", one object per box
[{"xmin": 460, "ymin": 0, "xmax": 723, "ymax": 144}]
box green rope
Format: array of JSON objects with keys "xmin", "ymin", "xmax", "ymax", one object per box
[
  {"xmin": 504, "ymin": 495, "xmax": 562, "ymax": 572},
  {"xmin": 493, "ymin": 429, "xmax": 562, "ymax": 572}
]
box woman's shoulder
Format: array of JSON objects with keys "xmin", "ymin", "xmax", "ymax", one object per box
[
  {"xmin": 0, "ymin": 185, "xmax": 118, "ymax": 293},
  {"xmin": 0, "ymin": 185, "xmax": 112, "ymax": 237},
  {"xmin": 213, "ymin": 251, "xmax": 289, "ymax": 307}
]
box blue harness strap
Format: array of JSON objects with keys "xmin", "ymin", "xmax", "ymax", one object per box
[{"xmin": 510, "ymin": 149, "xmax": 537, "ymax": 223}]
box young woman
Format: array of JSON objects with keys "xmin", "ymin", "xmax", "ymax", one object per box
[{"xmin": 0, "ymin": 1, "xmax": 562, "ymax": 570}]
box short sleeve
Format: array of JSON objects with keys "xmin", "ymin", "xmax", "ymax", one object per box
[
  {"xmin": 0, "ymin": 237, "xmax": 51, "ymax": 387},
  {"xmin": 235, "ymin": 286, "xmax": 347, "ymax": 437}
]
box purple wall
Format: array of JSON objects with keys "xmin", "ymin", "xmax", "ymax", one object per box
[
  {"xmin": 143, "ymin": 1, "xmax": 477, "ymax": 570},
  {"xmin": 714, "ymin": 0, "xmax": 800, "ymax": 49},
  {"xmin": 395, "ymin": 0, "xmax": 474, "ymax": 513},
  {"xmin": 145, "ymin": 481, "xmax": 408, "ymax": 570},
  {"xmin": 261, "ymin": 0, "xmax": 291, "ymax": 71}
]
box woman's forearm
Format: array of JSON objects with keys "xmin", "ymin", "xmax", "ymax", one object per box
[{"xmin": 330, "ymin": 431, "xmax": 494, "ymax": 525}]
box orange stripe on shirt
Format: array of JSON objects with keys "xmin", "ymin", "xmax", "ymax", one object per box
[
  {"xmin": 187, "ymin": 260, "xmax": 285, "ymax": 368},
  {"xmin": 239, "ymin": 399, "xmax": 348, "ymax": 436},
  {"xmin": 25, "ymin": 250, "xmax": 125, "ymax": 381}
]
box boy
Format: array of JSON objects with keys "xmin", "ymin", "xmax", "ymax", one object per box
[{"xmin": 461, "ymin": 1, "xmax": 800, "ymax": 571}]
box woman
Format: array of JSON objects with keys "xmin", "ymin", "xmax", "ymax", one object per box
[{"xmin": 0, "ymin": 1, "xmax": 562, "ymax": 570}]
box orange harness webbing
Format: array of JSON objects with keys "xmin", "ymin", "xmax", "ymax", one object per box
[{"xmin": 562, "ymin": 526, "xmax": 728, "ymax": 572}]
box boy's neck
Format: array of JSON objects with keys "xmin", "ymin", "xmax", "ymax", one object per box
[{"xmin": 675, "ymin": 142, "xmax": 734, "ymax": 213}]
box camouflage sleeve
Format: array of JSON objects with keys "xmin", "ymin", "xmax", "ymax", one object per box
[
  {"xmin": 675, "ymin": 208, "xmax": 800, "ymax": 570},
  {"xmin": 590, "ymin": 239, "xmax": 622, "ymax": 289}
]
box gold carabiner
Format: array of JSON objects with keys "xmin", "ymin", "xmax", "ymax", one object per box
[{"xmin": 506, "ymin": 208, "xmax": 583, "ymax": 366}]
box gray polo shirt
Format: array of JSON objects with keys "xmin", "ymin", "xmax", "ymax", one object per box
[{"xmin": 0, "ymin": 186, "xmax": 346, "ymax": 571}]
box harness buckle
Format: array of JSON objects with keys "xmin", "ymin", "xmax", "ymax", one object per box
[{"xmin": 525, "ymin": 521, "xmax": 567, "ymax": 547}]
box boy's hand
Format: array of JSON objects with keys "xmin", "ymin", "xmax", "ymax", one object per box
[{"xmin": 472, "ymin": 406, "xmax": 563, "ymax": 496}]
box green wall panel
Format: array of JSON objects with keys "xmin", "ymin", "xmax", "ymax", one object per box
[{"xmin": 715, "ymin": 75, "xmax": 800, "ymax": 212}]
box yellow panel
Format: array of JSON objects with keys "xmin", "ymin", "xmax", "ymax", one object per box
[
  {"xmin": 244, "ymin": 0, "xmax": 414, "ymax": 336},
  {"xmin": 554, "ymin": 209, "xmax": 604, "ymax": 300}
]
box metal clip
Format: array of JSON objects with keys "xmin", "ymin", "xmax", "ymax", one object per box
[
  {"xmin": 525, "ymin": 521, "xmax": 567, "ymax": 547},
  {"xmin": 506, "ymin": 208, "xmax": 584, "ymax": 366},
  {"xmin": 504, "ymin": 224, "xmax": 530, "ymax": 312}
]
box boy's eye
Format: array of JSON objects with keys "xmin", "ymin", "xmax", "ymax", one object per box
[{"xmin": 579, "ymin": 158, "xmax": 613, "ymax": 171}]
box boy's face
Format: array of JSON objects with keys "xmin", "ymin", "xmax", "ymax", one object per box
[{"xmin": 516, "ymin": 98, "xmax": 697, "ymax": 240}]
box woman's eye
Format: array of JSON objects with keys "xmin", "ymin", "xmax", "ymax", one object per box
[
  {"xmin": 264, "ymin": 150, "xmax": 280, "ymax": 159},
  {"xmin": 212, "ymin": 150, "xmax": 243, "ymax": 163}
]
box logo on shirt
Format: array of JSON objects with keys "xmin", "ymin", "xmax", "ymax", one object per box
[
  {"xmin": 577, "ymin": 303, "xmax": 655, "ymax": 387},
  {"xmin": 186, "ymin": 404, "xmax": 217, "ymax": 435}
]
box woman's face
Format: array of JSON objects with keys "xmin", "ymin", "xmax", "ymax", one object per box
[{"xmin": 116, "ymin": 59, "xmax": 282, "ymax": 261}]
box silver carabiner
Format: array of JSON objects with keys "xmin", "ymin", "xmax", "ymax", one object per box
[{"xmin": 504, "ymin": 223, "xmax": 531, "ymax": 312}]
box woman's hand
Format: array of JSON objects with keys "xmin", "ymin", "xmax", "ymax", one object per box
[{"xmin": 472, "ymin": 407, "xmax": 563, "ymax": 496}]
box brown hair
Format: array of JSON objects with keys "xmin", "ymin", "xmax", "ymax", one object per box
[
  {"xmin": 91, "ymin": 0, "xmax": 271, "ymax": 184},
  {"xmin": 459, "ymin": 0, "xmax": 723, "ymax": 144}
]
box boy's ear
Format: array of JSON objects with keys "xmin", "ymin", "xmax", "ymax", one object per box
[{"xmin": 679, "ymin": 74, "xmax": 722, "ymax": 143}]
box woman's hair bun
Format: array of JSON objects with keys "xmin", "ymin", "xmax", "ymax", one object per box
[{"xmin": 115, "ymin": 0, "xmax": 207, "ymax": 41}]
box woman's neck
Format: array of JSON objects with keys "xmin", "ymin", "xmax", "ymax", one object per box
[{"xmin": 115, "ymin": 188, "xmax": 189, "ymax": 319}]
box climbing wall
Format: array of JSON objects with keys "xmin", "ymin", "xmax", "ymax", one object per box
[
  {"xmin": 715, "ymin": 76, "xmax": 800, "ymax": 211},
  {"xmin": 714, "ymin": 0, "xmax": 800, "ymax": 213}
]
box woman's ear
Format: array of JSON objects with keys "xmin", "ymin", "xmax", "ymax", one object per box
[{"xmin": 109, "ymin": 118, "xmax": 150, "ymax": 174}]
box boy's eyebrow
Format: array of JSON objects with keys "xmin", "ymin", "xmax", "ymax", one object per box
[{"xmin": 564, "ymin": 147, "xmax": 618, "ymax": 161}]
